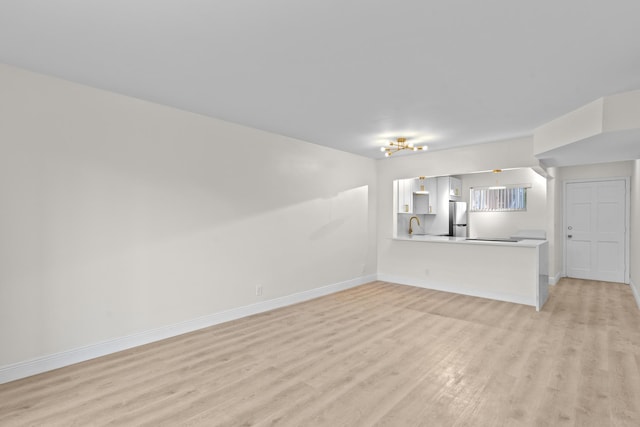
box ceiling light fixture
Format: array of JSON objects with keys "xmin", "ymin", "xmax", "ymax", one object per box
[{"xmin": 380, "ymin": 138, "xmax": 428, "ymax": 157}]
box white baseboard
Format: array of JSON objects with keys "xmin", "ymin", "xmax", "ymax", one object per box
[
  {"xmin": 631, "ymin": 279, "xmax": 640, "ymax": 310},
  {"xmin": 377, "ymin": 274, "xmax": 534, "ymax": 307},
  {"xmin": 549, "ymin": 272, "xmax": 562, "ymax": 285},
  {"xmin": 0, "ymin": 274, "xmax": 376, "ymax": 385}
]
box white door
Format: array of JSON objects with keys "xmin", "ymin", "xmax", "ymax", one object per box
[{"xmin": 565, "ymin": 180, "xmax": 627, "ymax": 282}]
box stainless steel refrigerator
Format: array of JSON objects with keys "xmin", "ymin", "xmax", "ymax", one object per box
[{"xmin": 449, "ymin": 201, "xmax": 468, "ymax": 237}]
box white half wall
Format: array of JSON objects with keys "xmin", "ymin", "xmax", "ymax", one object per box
[
  {"xmin": 378, "ymin": 242, "xmax": 539, "ymax": 307},
  {"xmin": 0, "ymin": 64, "xmax": 377, "ymax": 374}
]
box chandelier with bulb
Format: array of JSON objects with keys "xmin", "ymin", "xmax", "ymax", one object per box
[{"xmin": 380, "ymin": 137, "xmax": 428, "ymax": 157}]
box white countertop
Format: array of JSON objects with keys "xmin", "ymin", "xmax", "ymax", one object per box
[{"xmin": 393, "ymin": 234, "xmax": 547, "ymax": 247}]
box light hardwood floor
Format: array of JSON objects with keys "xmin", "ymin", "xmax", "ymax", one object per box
[{"xmin": 1, "ymin": 278, "xmax": 639, "ymax": 426}]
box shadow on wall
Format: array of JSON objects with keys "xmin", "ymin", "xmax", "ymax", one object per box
[
  {"xmin": 3, "ymin": 132, "xmax": 372, "ymax": 268},
  {"xmin": 1, "ymin": 141, "xmax": 374, "ymax": 366}
]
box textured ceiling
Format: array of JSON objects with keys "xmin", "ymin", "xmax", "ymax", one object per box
[{"xmin": 1, "ymin": 1, "xmax": 639, "ymax": 158}]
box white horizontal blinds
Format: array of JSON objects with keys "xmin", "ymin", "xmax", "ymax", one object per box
[{"xmin": 470, "ymin": 187, "xmax": 527, "ymax": 212}]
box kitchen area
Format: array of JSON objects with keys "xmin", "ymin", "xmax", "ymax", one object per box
[
  {"xmin": 394, "ymin": 175, "xmax": 467, "ymax": 238},
  {"xmin": 385, "ymin": 168, "xmax": 549, "ymax": 310}
]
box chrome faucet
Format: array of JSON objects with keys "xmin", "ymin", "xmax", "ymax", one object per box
[{"xmin": 409, "ymin": 216, "xmax": 420, "ymax": 235}]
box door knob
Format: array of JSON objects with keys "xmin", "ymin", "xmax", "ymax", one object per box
[{"xmin": 568, "ymin": 235, "xmax": 572, "ymax": 239}]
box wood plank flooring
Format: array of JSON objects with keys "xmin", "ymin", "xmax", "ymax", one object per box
[{"xmin": 1, "ymin": 278, "xmax": 639, "ymax": 426}]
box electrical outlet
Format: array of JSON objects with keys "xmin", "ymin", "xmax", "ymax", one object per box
[{"xmin": 256, "ymin": 285, "xmax": 263, "ymax": 296}]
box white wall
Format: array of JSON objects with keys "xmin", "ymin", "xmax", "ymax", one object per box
[
  {"xmin": 545, "ymin": 167, "xmax": 561, "ymax": 282},
  {"xmin": 550, "ymin": 161, "xmax": 633, "ymax": 281},
  {"xmin": 0, "ymin": 64, "xmax": 377, "ymax": 369},
  {"xmin": 461, "ymin": 168, "xmax": 547, "ymax": 238},
  {"xmin": 557, "ymin": 160, "xmax": 633, "ymax": 181},
  {"xmin": 631, "ymin": 160, "xmax": 640, "ymax": 305}
]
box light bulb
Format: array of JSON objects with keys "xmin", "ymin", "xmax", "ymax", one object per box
[
  {"xmin": 384, "ymin": 152, "xmax": 391, "ymax": 157},
  {"xmin": 413, "ymin": 147, "xmax": 418, "ymax": 151},
  {"xmin": 408, "ymin": 142, "xmax": 414, "ymax": 148},
  {"xmin": 380, "ymin": 146, "xmax": 386, "ymax": 152}
]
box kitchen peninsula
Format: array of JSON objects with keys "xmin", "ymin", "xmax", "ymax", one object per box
[
  {"xmin": 385, "ymin": 170, "xmax": 549, "ymax": 311},
  {"xmin": 388, "ymin": 235, "xmax": 549, "ymax": 311}
]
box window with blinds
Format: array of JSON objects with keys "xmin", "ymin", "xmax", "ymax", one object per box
[{"xmin": 470, "ymin": 186, "xmax": 527, "ymax": 212}]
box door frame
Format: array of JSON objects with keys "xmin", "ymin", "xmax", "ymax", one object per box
[{"xmin": 562, "ymin": 177, "xmax": 630, "ymax": 284}]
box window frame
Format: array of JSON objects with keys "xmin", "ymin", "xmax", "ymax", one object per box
[{"xmin": 469, "ymin": 184, "xmax": 529, "ymax": 212}]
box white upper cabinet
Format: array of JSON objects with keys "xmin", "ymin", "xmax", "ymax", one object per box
[
  {"xmin": 449, "ymin": 177, "xmax": 462, "ymax": 199},
  {"xmin": 413, "ymin": 192, "xmax": 430, "ymax": 214},
  {"xmin": 413, "ymin": 177, "xmax": 438, "ymax": 214},
  {"xmin": 426, "ymin": 177, "xmax": 438, "ymax": 213},
  {"xmin": 397, "ymin": 178, "xmax": 415, "ymax": 213},
  {"xmin": 396, "ymin": 176, "xmax": 441, "ymax": 215}
]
